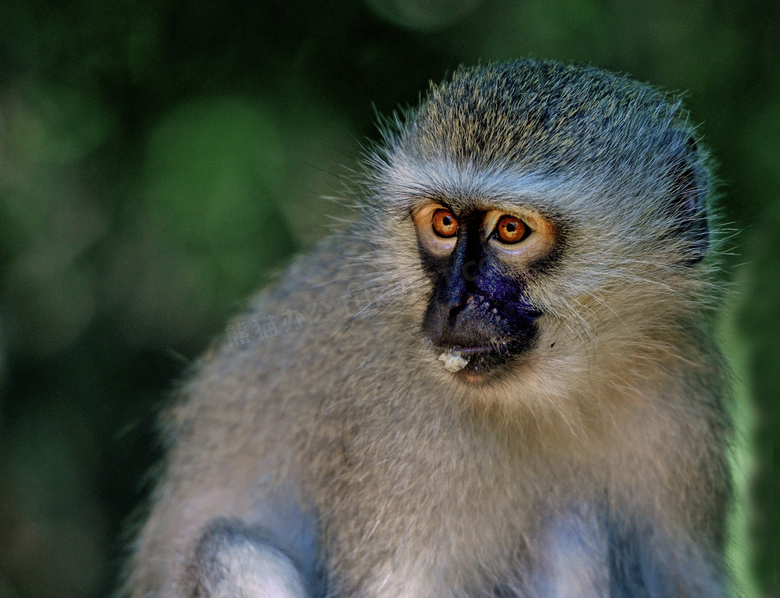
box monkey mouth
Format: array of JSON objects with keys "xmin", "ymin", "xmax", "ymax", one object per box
[
  {"xmin": 436, "ymin": 343, "xmax": 513, "ymax": 378},
  {"xmin": 449, "ymin": 345, "xmax": 498, "ymax": 356}
]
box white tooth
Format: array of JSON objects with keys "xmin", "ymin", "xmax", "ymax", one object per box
[{"xmin": 438, "ymin": 350, "xmax": 469, "ymax": 373}]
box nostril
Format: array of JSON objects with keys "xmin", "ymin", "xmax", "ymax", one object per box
[
  {"xmin": 446, "ymin": 295, "xmax": 472, "ymax": 327},
  {"xmin": 435, "ymin": 272, "xmax": 470, "ymax": 328},
  {"xmin": 447, "ymin": 304, "xmax": 463, "ymax": 327}
]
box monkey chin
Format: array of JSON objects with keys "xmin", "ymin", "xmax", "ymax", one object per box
[{"xmin": 457, "ymin": 370, "xmax": 492, "ymax": 385}]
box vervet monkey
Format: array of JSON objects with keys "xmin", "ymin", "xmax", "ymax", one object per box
[{"xmin": 125, "ymin": 59, "xmax": 733, "ymax": 597}]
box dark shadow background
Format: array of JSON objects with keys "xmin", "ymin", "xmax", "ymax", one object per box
[{"xmin": 0, "ymin": 1, "xmax": 776, "ymax": 596}]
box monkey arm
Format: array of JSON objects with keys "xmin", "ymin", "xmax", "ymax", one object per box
[
  {"xmin": 124, "ymin": 237, "xmax": 367, "ymax": 598},
  {"xmin": 528, "ymin": 505, "xmax": 730, "ymax": 598},
  {"xmin": 124, "ymin": 364, "xmax": 326, "ymax": 597},
  {"xmin": 126, "ymin": 461, "xmax": 323, "ymax": 597},
  {"xmin": 124, "ymin": 447, "xmax": 323, "ymax": 598}
]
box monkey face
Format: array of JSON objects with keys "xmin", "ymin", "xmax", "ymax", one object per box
[
  {"xmin": 370, "ymin": 60, "xmax": 714, "ymax": 390},
  {"xmin": 412, "ymin": 201, "xmax": 558, "ymax": 380}
]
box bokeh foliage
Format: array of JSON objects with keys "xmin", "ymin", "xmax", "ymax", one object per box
[{"xmin": 0, "ymin": 1, "xmax": 776, "ymax": 596}]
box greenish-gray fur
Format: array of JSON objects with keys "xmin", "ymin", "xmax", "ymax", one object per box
[{"xmin": 401, "ymin": 60, "xmax": 702, "ymax": 175}]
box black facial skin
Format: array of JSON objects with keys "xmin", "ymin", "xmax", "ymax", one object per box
[{"xmin": 420, "ymin": 211, "xmax": 544, "ymax": 378}]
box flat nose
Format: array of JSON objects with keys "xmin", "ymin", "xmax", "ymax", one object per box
[{"xmin": 436, "ymin": 232, "xmax": 479, "ymax": 327}]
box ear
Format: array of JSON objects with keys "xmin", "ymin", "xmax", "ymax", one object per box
[{"xmin": 665, "ymin": 132, "xmax": 710, "ymax": 265}]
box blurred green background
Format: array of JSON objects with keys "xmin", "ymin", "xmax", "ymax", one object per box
[{"xmin": 0, "ymin": 1, "xmax": 776, "ymax": 596}]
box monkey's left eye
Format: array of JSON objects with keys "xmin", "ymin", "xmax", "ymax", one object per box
[{"xmin": 495, "ymin": 215, "xmax": 529, "ymax": 244}]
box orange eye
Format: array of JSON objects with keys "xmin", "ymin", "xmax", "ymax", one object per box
[
  {"xmin": 431, "ymin": 209, "xmax": 458, "ymax": 238},
  {"xmin": 496, "ymin": 215, "xmax": 528, "ymax": 244}
]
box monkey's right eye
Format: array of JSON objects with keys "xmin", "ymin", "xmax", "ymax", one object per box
[
  {"xmin": 431, "ymin": 209, "xmax": 458, "ymax": 238},
  {"xmin": 412, "ymin": 204, "xmax": 458, "ymax": 257}
]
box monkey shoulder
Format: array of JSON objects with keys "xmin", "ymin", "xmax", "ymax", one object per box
[{"xmin": 167, "ymin": 231, "xmax": 386, "ymax": 453}]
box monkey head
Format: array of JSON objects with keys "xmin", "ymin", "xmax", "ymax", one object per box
[{"xmin": 366, "ymin": 60, "xmax": 713, "ymax": 391}]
